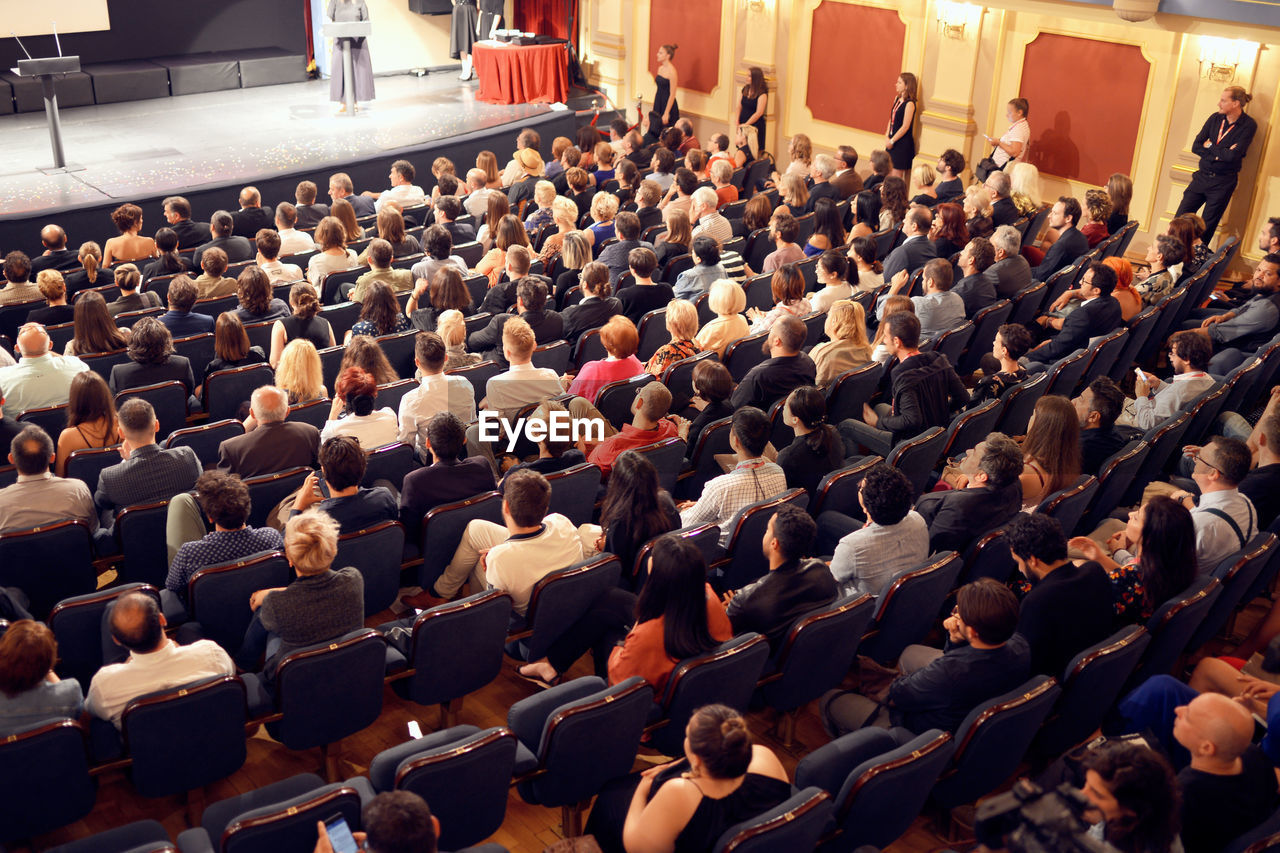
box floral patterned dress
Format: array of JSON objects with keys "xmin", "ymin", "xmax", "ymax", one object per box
[{"xmin": 645, "ymin": 338, "xmax": 702, "ymax": 376}]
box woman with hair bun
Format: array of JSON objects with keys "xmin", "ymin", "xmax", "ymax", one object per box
[
  {"xmin": 886, "ymin": 72, "xmax": 918, "ymax": 179},
  {"xmin": 103, "ymin": 203, "xmax": 157, "ymax": 267},
  {"xmin": 650, "ymin": 43, "xmax": 680, "ymax": 136},
  {"xmin": 321, "ymin": 366, "xmax": 398, "ymax": 449},
  {"xmin": 269, "ymin": 282, "xmax": 335, "ymax": 368},
  {"xmin": 586, "ymin": 703, "xmax": 790, "ymax": 853}
]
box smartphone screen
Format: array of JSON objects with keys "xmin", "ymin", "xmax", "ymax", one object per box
[
  {"xmin": 315, "ymin": 474, "xmax": 331, "ymax": 500},
  {"xmin": 324, "ymin": 815, "xmax": 360, "ymax": 853},
  {"xmin": 1135, "ymin": 368, "xmax": 1148, "ymax": 382}
]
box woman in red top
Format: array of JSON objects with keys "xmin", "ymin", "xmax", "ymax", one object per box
[{"xmin": 567, "ymin": 315, "xmax": 646, "ymax": 403}]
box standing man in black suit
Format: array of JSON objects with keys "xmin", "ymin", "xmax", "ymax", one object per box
[
  {"xmin": 1030, "ymin": 197, "xmax": 1089, "ymax": 281},
  {"xmin": 1176, "ymin": 86, "xmax": 1258, "ymax": 243},
  {"xmin": 29, "ymin": 226, "xmax": 80, "ymax": 275},
  {"xmin": 231, "ymin": 187, "xmax": 274, "ymax": 239},
  {"xmin": 984, "ymin": 171, "xmax": 1019, "ymax": 228},
  {"xmin": 880, "ymin": 206, "xmax": 938, "ymax": 290},
  {"xmin": 162, "ymin": 196, "xmax": 212, "ymax": 250},
  {"xmin": 1024, "ymin": 261, "xmax": 1122, "ymax": 369},
  {"xmin": 192, "ymin": 211, "xmax": 254, "ymax": 269}
]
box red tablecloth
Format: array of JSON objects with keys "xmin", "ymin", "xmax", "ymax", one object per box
[{"xmin": 473, "ymin": 41, "xmax": 569, "ymax": 106}]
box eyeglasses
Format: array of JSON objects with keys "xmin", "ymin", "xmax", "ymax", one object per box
[{"xmin": 1190, "ymin": 448, "xmax": 1228, "ymax": 477}]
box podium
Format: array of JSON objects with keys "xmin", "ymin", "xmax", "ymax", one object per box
[
  {"xmin": 13, "ymin": 56, "xmax": 82, "ymax": 173},
  {"xmin": 322, "ymin": 21, "xmax": 371, "ymax": 116}
]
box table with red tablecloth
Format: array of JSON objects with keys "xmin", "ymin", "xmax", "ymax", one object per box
[{"xmin": 473, "ymin": 40, "xmax": 569, "ymax": 106}]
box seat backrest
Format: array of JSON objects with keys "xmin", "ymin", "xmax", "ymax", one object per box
[
  {"xmin": 204, "ymin": 364, "xmax": 275, "ymax": 422},
  {"xmin": 446, "ymin": 359, "xmax": 503, "ymax": 395},
  {"xmin": 287, "ymin": 397, "xmax": 330, "ymax": 430},
  {"xmin": 17, "ymin": 403, "xmax": 69, "ymax": 439},
  {"xmin": 809, "ymin": 456, "xmax": 881, "ymax": 518},
  {"xmin": 0, "ymin": 520, "xmax": 97, "ymax": 619},
  {"xmin": 595, "ymin": 373, "xmax": 656, "ymax": 431},
  {"xmin": 1108, "ymin": 304, "xmax": 1160, "ymax": 382},
  {"xmin": 116, "ymin": 499, "xmax": 172, "ymax": 587},
  {"xmin": 530, "ymin": 339, "xmax": 572, "ymax": 374},
  {"xmin": 958, "ymin": 299, "xmax": 1014, "ymax": 375},
  {"xmin": 723, "ymin": 331, "xmax": 771, "ymax": 382},
  {"xmin": 374, "ymin": 379, "xmax": 416, "ymax": 415},
  {"xmin": 544, "ymin": 462, "xmax": 604, "ymax": 527},
  {"xmin": 885, "ymin": 427, "xmax": 947, "ymax": 498},
  {"xmin": 650, "ymin": 634, "xmax": 771, "ymax": 756},
  {"xmin": 743, "ymin": 273, "xmax": 775, "ymax": 311},
  {"xmin": 1033, "ymin": 474, "xmax": 1099, "ymax": 538},
  {"xmin": 1123, "ymin": 411, "xmax": 1192, "ymax": 506},
  {"xmin": 1138, "ymin": 286, "xmax": 1188, "ymax": 364},
  {"xmin": 572, "ymin": 327, "xmax": 608, "ymax": 367},
  {"xmin": 931, "ymin": 676, "xmax": 1061, "ymax": 809},
  {"xmin": 1189, "ymin": 534, "xmax": 1279, "ymax": 652},
  {"xmin": 1082, "ymin": 440, "xmax": 1148, "ymax": 532},
  {"xmin": 637, "ymin": 308, "xmax": 670, "ymax": 361},
  {"xmin": 1008, "ymin": 280, "xmax": 1048, "ymax": 328},
  {"xmin": 418, "ymin": 490, "xmax": 505, "ymax": 592},
  {"xmin": 1022, "ymin": 205, "xmax": 1053, "ymax": 247},
  {"xmin": 1183, "ymin": 382, "xmax": 1232, "ymax": 447},
  {"xmin": 941, "ymin": 398, "xmax": 1002, "ymax": 458},
  {"xmin": 860, "ymin": 551, "xmax": 962, "ymax": 665},
  {"xmin": 0, "ymin": 719, "xmax": 96, "ymax": 842},
  {"xmin": 713, "ymin": 788, "xmax": 833, "ymax": 853},
  {"xmin": 164, "ymin": 418, "xmax": 245, "ymax": 468},
  {"xmin": 114, "ymin": 381, "xmax": 188, "ymax": 441},
  {"xmin": 994, "ymin": 372, "xmax": 1049, "ymax": 437},
  {"xmin": 959, "ymin": 522, "xmax": 1022, "ymax": 585},
  {"xmin": 403, "ymin": 589, "xmax": 514, "ymax": 708},
  {"xmin": 188, "ymin": 551, "xmax": 291, "ymax": 655},
  {"xmin": 334, "ymin": 520, "xmax": 407, "ymax": 616},
  {"xmin": 172, "ymin": 333, "xmax": 216, "ymax": 383},
  {"xmin": 719, "ymin": 489, "xmax": 810, "ymax": 591},
  {"xmin": 1044, "ymin": 348, "xmax": 1090, "ymax": 399},
  {"xmin": 630, "ymin": 523, "xmax": 723, "ymax": 587},
  {"xmin": 521, "ymin": 554, "xmax": 624, "ymax": 662},
  {"xmin": 1219, "ymin": 355, "xmax": 1266, "ymax": 421},
  {"xmin": 64, "ymin": 444, "xmax": 127, "ymax": 494},
  {"xmin": 49, "ymin": 583, "xmax": 159, "ymax": 691},
  {"xmin": 1132, "ymin": 576, "xmax": 1222, "ymax": 685},
  {"xmin": 243, "ymin": 466, "xmax": 311, "ymax": 528},
  {"xmin": 928, "ymin": 321, "xmax": 973, "ymax": 367},
  {"xmin": 684, "ymin": 416, "xmax": 734, "ymax": 498},
  {"xmin": 1035, "ymin": 625, "xmax": 1150, "ymax": 759},
  {"xmin": 631, "ymin": 437, "xmax": 687, "ymax": 495},
  {"xmin": 220, "ymin": 780, "xmax": 365, "ymax": 853},
  {"xmin": 376, "ymin": 329, "xmax": 418, "ymax": 379},
  {"xmin": 122, "ymin": 675, "xmax": 248, "ymax": 799},
  {"xmin": 361, "ymin": 442, "xmax": 416, "ymax": 491},
  {"xmin": 760, "ymin": 594, "xmax": 877, "ymax": 713},
  {"xmin": 271, "ymin": 629, "xmax": 387, "ymax": 750},
  {"xmin": 82, "ymin": 347, "xmax": 133, "ymax": 383},
  {"xmin": 824, "ymin": 361, "xmax": 883, "ymax": 423}
]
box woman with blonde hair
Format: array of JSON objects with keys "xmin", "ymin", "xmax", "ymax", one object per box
[
  {"xmin": 778, "ymin": 174, "xmax": 809, "ymax": 218},
  {"xmin": 538, "ymin": 196, "xmax": 580, "ymax": 265},
  {"xmin": 964, "ymin": 185, "xmax": 995, "ymax": 241},
  {"xmin": 910, "ymin": 162, "xmax": 937, "ymax": 206},
  {"xmin": 1020, "ymin": 395, "xmax": 1080, "ymax": 511},
  {"xmin": 475, "ymin": 214, "xmax": 529, "ymax": 287},
  {"xmin": 654, "ymin": 207, "xmax": 692, "ymax": 268},
  {"xmin": 809, "ymin": 300, "xmax": 872, "ymax": 388},
  {"xmin": 694, "ymin": 279, "xmax": 749, "ymax": 358},
  {"xmin": 270, "ymin": 282, "xmax": 335, "ymax": 367},
  {"xmin": 31, "ymin": 269, "xmax": 74, "ymax": 326},
  {"xmin": 476, "ymin": 150, "xmax": 502, "ymax": 189},
  {"xmin": 871, "ymin": 295, "xmax": 913, "ymax": 364},
  {"xmin": 475, "ymin": 191, "xmax": 511, "ymax": 251},
  {"xmin": 781, "ymin": 133, "xmax": 812, "ymax": 179},
  {"xmin": 524, "ymin": 180, "xmax": 559, "ymax": 233},
  {"xmin": 306, "ymin": 216, "xmax": 360, "ymax": 289},
  {"xmin": 55, "ymin": 371, "xmax": 117, "ymax": 476},
  {"xmin": 583, "ymin": 192, "xmax": 620, "ymax": 248},
  {"xmin": 554, "ymin": 231, "xmax": 592, "ymax": 302},
  {"xmin": 1007, "ymin": 162, "xmax": 1042, "ymax": 216},
  {"xmin": 65, "ymin": 241, "xmax": 109, "ymax": 295},
  {"xmin": 732, "ymin": 124, "xmax": 758, "ymax": 169},
  {"xmin": 103, "ymin": 203, "xmax": 157, "ymax": 266},
  {"xmin": 645, "ymin": 299, "xmax": 703, "ymax": 376},
  {"xmin": 436, "ymin": 309, "xmax": 481, "ymax": 370},
  {"xmin": 275, "ymin": 338, "xmax": 328, "ymax": 404}
]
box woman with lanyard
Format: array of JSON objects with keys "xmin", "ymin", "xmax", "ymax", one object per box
[
  {"xmin": 977, "ymin": 97, "xmax": 1030, "ymax": 182},
  {"xmin": 885, "ymin": 72, "xmax": 917, "ymax": 179},
  {"xmin": 1176, "ymin": 86, "xmax": 1257, "ymax": 243}
]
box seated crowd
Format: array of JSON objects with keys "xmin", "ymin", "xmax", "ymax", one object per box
[{"xmin": 2, "ymin": 116, "xmax": 1280, "ymax": 853}]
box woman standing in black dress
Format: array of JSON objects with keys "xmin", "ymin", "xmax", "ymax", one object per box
[
  {"xmin": 736, "ymin": 66, "xmax": 769, "ymax": 154},
  {"xmin": 886, "ymin": 71, "xmax": 918, "ymax": 179},
  {"xmin": 651, "ymin": 43, "xmax": 680, "ymax": 136},
  {"xmin": 450, "ymin": 0, "xmax": 479, "ymax": 80}
]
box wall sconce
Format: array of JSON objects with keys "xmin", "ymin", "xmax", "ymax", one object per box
[
  {"xmin": 1198, "ymin": 37, "xmax": 1254, "ymax": 84},
  {"xmin": 936, "ymin": 1, "xmax": 981, "ymax": 40},
  {"xmin": 744, "ymin": 0, "xmax": 770, "ymax": 13}
]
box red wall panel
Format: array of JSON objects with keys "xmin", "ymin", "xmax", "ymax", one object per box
[
  {"xmin": 648, "ymin": 0, "xmax": 722, "ymax": 95},
  {"xmin": 1019, "ymin": 33, "xmax": 1150, "ymax": 185},
  {"xmin": 806, "ymin": 1, "xmax": 906, "ymax": 134}
]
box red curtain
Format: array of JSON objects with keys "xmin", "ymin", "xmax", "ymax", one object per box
[{"xmin": 516, "ymin": 0, "xmax": 577, "ymax": 44}]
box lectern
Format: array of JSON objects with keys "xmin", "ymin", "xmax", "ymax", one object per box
[
  {"xmin": 14, "ymin": 55, "xmax": 81, "ymax": 172},
  {"xmin": 322, "ymin": 21, "xmax": 371, "ymax": 116}
]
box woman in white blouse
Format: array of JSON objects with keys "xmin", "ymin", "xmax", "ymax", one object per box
[
  {"xmin": 746, "ymin": 264, "xmax": 811, "ymax": 334},
  {"xmin": 320, "ymin": 365, "xmax": 399, "ymax": 449},
  {"xmin": 306, "ymin": 217, "xmax": 360, "ymax": 292}
]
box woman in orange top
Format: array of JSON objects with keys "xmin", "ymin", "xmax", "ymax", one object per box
[
  {"xmin": 1104, "ymin": 256, "xmax": 1142, "ymax": 322},
  {"xmin": 518, "ymin": 534, "xmax": 730, "ymax": 691}
]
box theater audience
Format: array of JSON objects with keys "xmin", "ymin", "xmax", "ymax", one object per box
[
  {"xmin": 0, "ymin": 620, "xmax": 83, "ymax": 732},
  {"xmin": 232, "ymin": 266, "xmax": 290, "ymax": 324},
  {"xmin": 27, "ymin": 270, "xmax": 73, "ymax": 327},
  {"xmin": 192, "ymin": 247, "xmax": 237, "ymax": 299},
  {"xmin": 202, "ymin": 312, "xmax": 267, "ymax": 380},
  {"xmin": 809, "ymin": 251, "xmax": 853, "ymax": 313},
  {"xmin": 561, "ymin": 262, "xmax": 620, "ymax": 345},
  {"xmin": 654, "ymin": 207, "xmax": 692, "ymax": 269},
  {"xmin": 102, "ymin": 203, "xmax": 157, "ymax": 267},
  {"xmin": 567, "ymin": 315, "xmax": 645, "ymax": 403},
  {"xmin": 683, "ymin": 360, "xmax": 735, "ymax": 456},
  {"xmin": 397, "ymin": 411, "xmax": 495, "ymax": 544},
  {"xmin": 217, "ymin": 385, "xmax": 319, "ymax": 478},
  {"xmin": 644, "ymin": 299, "xmax": 702, "ymax": 376},
  {"xmin": 881, "ymin": 206, "xmax": 937, "ymax": 285},
  {"xmin": 293, "ymin": 180, "xmax": 330, "ymax": 229},
  {"xmin": 345, "ymin": 280, "xmax": 411, "ymax": 341},
  {"xmin": 617, "ymin": 249, "xmax": 672, "ymax": 325},
  {"xmin": 887, "ymin": 258, "xmax": 963, "ymax": 341},
  {"xmin": 1138, "ymin": 235, "xmax": 1181, "ymax": 306},
  {"xmin": 0, "ymin": 252, "xmax": 38, "ymax": 306},
  {"xmin": 65, "ymin": 242, "xmax": 109, "ymax": 297},
  {"xmin": 396, "ymin": 331, "xmax": 476, "ymax": 456},
  {"xmin": 108, "ymin": 317, "xmax": 195, "ymax": 397},
  {"xmin": 349, "ymin": 241, "xmax": 413, "ymax": 302},
  {"xmin": 985, "ymin": 225, "xmax": 1033, "ymax": 298},
  {"xmin": 69, "ymin": 293, "xmax": 130, "ymax": 359},
  {"xmin": 1017, "ymin": 395, "xmax": 1082, "ymax": 511},
  {"xmin": 820, "ymin": 462, "xmax": 928, "ymax": 598},
  {"xmin": 272, "ymin": 202, "xmax": 315, "ymax": 255},
  {"xmin": 0, "ymin": 425, "xmax": 97, "ymax": 532},
  {"xmin": 0, "ymin": 323, "xmax": 89, "ymax": 418},
  {"xmin": 192, "ymin": 211, "xmax": 253, "ymax": 269},
  {"xmin": 328, "ymin": 171, "xmax": 376, "ymax": 218},
  {"xmin": 321, "ymin": 366, "xmax": 399, "ymax": 449},
  {"xmin": 369, "ymin": 159, "xmax": 427, "ymax": 214},
  {"xmin": 54, "ymin": 371, "xmax": 117, "ymax": 476},
  {"xmin": 284, "ymin": 436, "xmax": 397, "ymax": 534},
  {"xmin": 1169, "ymin": 436, "xmax": 1258, "ymax": 570},
  {"xmin": 1075, "ymin": 376, "xmax": 1132, "ymax": 477},
  {"xmin": 29, "ymin": 225, "xmax": 78, "ymax": 276},
  {"xmin": 952, "ymin": 237, "xmax": 997, "ymax": 316},
  {"xmin": 776, "ymin": 386, "xmax": 844, "ymax": 499},
  {"xmin": 730, "ymin": 315, "xmax": 816, "ymax": 411},
  {"xmin": 370, "ymin": 207, "xmax": 421, "ymax": 258},
  {"xmin": 306, "ymin": 217, "xmax": 361, "ymax": 289},
  {"xmin": 761, "ymin": 210, "xmax": 805, "ymax": 274},
  {"xmin": 468, "ymin": 277, "xmax": 563, "ymax": 366},
  {"xmin": 1077, "ymin": 742, "xmax": 1181, "ymax": 853},
  {"xmin": 141, "ymin": 227, "xmax": 188, "ymax": 281},
  {"xmin": 107, "ymin": 264, "xmax": 162, "ymax": 318},
  {"xmin": 747, "ymin": 263, "xmax": 811, "ymax": 334},
  {"xmin": 809, "ymin": 300, "xmax": 872, "ymax": 389},
  {"xmin": 339, "ymin": 334, "xmax": 398, "ymax": 385},
  {"xmin": 969, "ymin": 323, "xmax": 1030, "ymax": 407},
  {"xmin": 1081, "ymin": 188, "xmax": 1112, "ymax": 248},
  {"xmin": 1029, "ymin": 196, "xmax": 1089, "ymax": 281},
  {"xmin": 1025, "ymin": 262, "xmax": 1122, "ymax": 369},
  {"xmin": 693, "ymin": 279, "xmax": 748, "ymax": 359},
  {"xmin": 410, "ymin": 225, "xmax": 468, "ymax": 288}
]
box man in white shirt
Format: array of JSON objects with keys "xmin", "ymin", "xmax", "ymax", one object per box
[
  {"xmin": 679, "ymin": 407, "xmax": 788, "ymax": 547},
  {"xmin": 1170, "ymin": 436, "xmax": 1258, "ymax": 571},
  {"xmin": 255, "ymin": 230, "xmax": 304, "ymax": 285},
  {"xmin": 478, "ymin": 317, "xmax": 564, "ymax": 414},
  {"xmin": 398, "ymin": 331, "xmax": 477, "ymax": 461},
  {"xmin": 1119, "ymin": 330, "xmax": 1217, "ymax": 430},
  {"xmin": 501, "ymin": 128, "xmax": 542, "ymax": 188},
  {"xmin": 86, "ymin": 592, "xmax": 235, "ymax": 726},
  {"xmin": 418, "ymin": 468, "xmax": 582, "ymax": 613},
  {"xmin": 273, "ymin": 202, "xmax": 316, "ymax": 256},
  {"xmin": 884, "ymin": 258, "xmax": 965, "ymax": 341},
  {"xmin": 367, "ymin": 160, "xmax": 427, "ymax": 214},
  {"xmin": 690, "ymin": 187, "xmax": 733, "ymax": 246},
  {"xmin": 0, "ymin": 323, "xmax": 89, "ymax": 418},
  {"xmin": 0, "ymin": 425, "xmax": 97, "ymax": 532},
  {"xmin": 463, "ymin": 171, "xmax": 492, "ymax": 221}
]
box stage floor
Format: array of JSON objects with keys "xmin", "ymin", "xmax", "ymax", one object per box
[{"xmin": 0, "ymin": 75, "xmax": 552, "ymax": 217}]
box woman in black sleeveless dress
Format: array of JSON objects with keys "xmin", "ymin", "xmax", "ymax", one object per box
[
  {"xmin": 886, "ymin": 71, "xmax": 918, "ymax": 178},
  {"xmin": 652, "ymin": 43, "xmax": 680, "ymax": 135},
  {"xmin": 737, "ymin": 66, "xmax": 768, "ymax": 154}
]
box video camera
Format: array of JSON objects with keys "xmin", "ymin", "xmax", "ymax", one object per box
[{"xmin": 975, "ymin": 778, "xmax": 1122, "ymax": 853}]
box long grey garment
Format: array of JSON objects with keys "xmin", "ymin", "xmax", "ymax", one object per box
[{"xmin": 328, "ymin": 0, "xmax": 376, "ymax": 103}]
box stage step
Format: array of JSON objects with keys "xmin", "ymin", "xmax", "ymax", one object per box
[
  {"xmin": 152, "ymin": 53, "xmax": 242, "ymax": 97},
  {"xmin": 84, "ymin": 60, "xmax": 171, "ymax": 105},
  {"xmin": 0, "ymin": 70, "xmax": 94, "ymax": 113}
]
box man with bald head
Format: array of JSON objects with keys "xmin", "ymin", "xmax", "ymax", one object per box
[
  {"xmin": 0, "ymin": 323, "xmax": 88, "ymax": 418},
  {"xmin": 86, "ymin": 592, "xmax": 234, "ymax": 726},
  {"xmin": 216, "ymin": 385, "xmax": 320, "ymax": 478},
  {"xmin": 30, "ymin": 225, "xmax": 79, "ymax": 274},
  {"xmin": 231, "ymin": 186, "xmax": 274, "ymax": 239}
]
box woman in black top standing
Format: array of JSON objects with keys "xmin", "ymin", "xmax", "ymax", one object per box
[
  {"xmin": 736, "ymin": 66, "xmax": 768, "ymax": 153},
  {"xmin": 886, "ymin": 71, "xmax": 918, "ymax": 179},
  {"xmin": 650, "ymin": 44, "xmax": 680, "ymax": 136},
  {"xmin": 269, "ymin": 282, "xmax": 335, "ymax": 368}
]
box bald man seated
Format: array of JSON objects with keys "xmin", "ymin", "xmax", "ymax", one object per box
[
  {"xmin": 1116, "ymin": 676, "xmax": 1280, "ymax": 853},
  {"xmin": 231, "ymin": 185, "xmax": 275, "ymax": 239},
  {"xmin": 85, "ymin": 592, "xmax": 234, "ymax": 727},
  {"xmin": 30, "ymin": 224, "xmax": 80, "ymax": 275}
]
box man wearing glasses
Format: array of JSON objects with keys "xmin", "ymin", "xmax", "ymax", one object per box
[{"xmin": 1170, "ymin": 436, "xmax": 1257, "ymax": 570}]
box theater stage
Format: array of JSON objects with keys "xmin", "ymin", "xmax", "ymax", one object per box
[{"xmin": 0, "ymin": 74, "xmax": 576, "ymax": 252}]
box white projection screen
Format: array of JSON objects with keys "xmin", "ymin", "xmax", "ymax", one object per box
[{"xmin": 0, "ymin": 0, "xmax": 111, "ymax": 38}]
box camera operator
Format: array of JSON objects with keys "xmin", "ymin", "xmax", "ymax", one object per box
[{"xmin": 1079, "ymin": 742, "xmax": 1181, "ymax": 853}]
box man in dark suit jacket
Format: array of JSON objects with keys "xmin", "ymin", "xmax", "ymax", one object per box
[
  {"xmin": 984, "ymin": 171, "xmax": 1020, "ymax": 228},
  {"xmin": 807, "ymin": 154, "xmax": 842, "ymax": 208},
  {"xmin": 293, "ymin": 179, "xmax": 330, "ymax": 229},
  {"xmin": 192, "ymin": 211, "xmax": 254, "ymax": 269},
  {"xmin": 468, "ymin": 279, "xmax": 564, "ymax": 366},
  {"xmin": 328, "ymin": 172, "xmax": 377, "ymax": 218},
  {"xmin": 163, "ymin": 196, "xmax": 213, "ymax": 250},
  {"xmin": 560, "ymin": 278, "xmax": 620, "ymax": 346},
  {"xmin": 95, "ymin": 398, "xmax": 202, "ymax": 531},
  {"xmin": 933, "ymin": 149, "xmax": 966, "ymax": 205},
  {"xmin": 729, "ymin": 317, "xmax": 817, "ymax": 412},
  {"xmin": 216, "ymin": 387, "xmax": 320, "ymax": 478},
  {"xmin": 230, "ymin": 187, "xmax": 274, "ymax": 239},
  {"xmin": 1007, "ymin": 513, "xmax": 1115, "ymax": 676},
  {"xmin": 398, "ymin": 411, "xmax": 497, "ymax": 543},
  {"xmin": 597, "ymin": 212, "xmax": 655, "ymax": 284},
  {"xmin": 634, "ymin": 181, "xmax": 663, "ymax": 233},
  {"xmin": 953, "ymin": 237, "xmax": 997, "ymax": 317},
  {"xmin": 29, "ymin": 226, "xmax": 80, "ymax": 275},
  {"xmin": 832, "ymin": 145, "xmax": 864, "ymax": 200},
  {"xmin": 617, "ymin": 249, "xmax": 672, "ymax": 324},
  {"xmin": 1030, "ymin": 197, "xmax": 1090, "ymax": 281},
  {"xmin": 1075, "ymin": 376, "xmax": 1139, "ymax": 476},
  {"xmin": 1026, "ymin": 262, "xmax": 1123, "ymax": 367},
  {"xmin": 880, "ymin": 207, "xmax": 938, "ymax": 285},
  {"xmin": 479, "ymin": 247, "xmax": 550, "ymax": 315},
  {"xmin": 724, "ymin": 505, "xmax": 836, "ymax": 650},
  {"xmin": 156, "ymin": 275, "xmax": 216, "ymax": 339},
  {"xmin": 434, "ymin": 196, "xmax": 476, "ymax": 245},
  {"xmin": 984, "ymin": 225, "xmax": 1033, "ymax": 299},
  {"xmin": 915, "ymin": 434, "xmax": 1025, "ymax": 554}
]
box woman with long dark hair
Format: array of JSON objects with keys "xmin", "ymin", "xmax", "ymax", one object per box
[
  {"xmin": 1070, "ymin": 495, "xmax": 1198, "ymax": 624},
  {"xmin": 66, "ymin": 291, "xmax": 129, "ymax": 357},
  {"xmin": 516, "ymin": 533, "xmax": 731, "ymax": 690},
  {"xmin": 1020, "ymin": 395, "xmax": 1081, "ymax": 511},
  {"xmin": 205, "ymin": 312, "xmax": 267, "ymax": 376},
  {"xmin": 886, "ymin": 72, "xmax": 918, "ymax": 179},
  {"xmin": 737, "ymin": 66, "xmax": 769, "ymax": 153},
  {"xmin": 849, "ymin": 190, "xmax": 882, "ymax": 241},
  {"xmin": 777, "ymin": 387, "xmax": 845, "ymax": 499},
  {"xmin": 879, "ymin": 175, "xmax": 909, "ymax": 230},
  {"xmin": 804, "ymin": 197, "xmax": 847, "ymax": 257},
  {"xmin": 55, "ymin": 371, "xmax": 117, "ymax": 476},
  {"xmin": 849, "ymin": 234, "xmax": 884, "ymax": 292},
  {"xmin": 930, "ymin": 202, "xmax": 970, "ymax": 259},
  {"xmin": 599, "ymin": 451, "xmax": 681, "ymax": 573},
  {"xmin": 406, "ymin": 266, "xmax": 473, "ymax": 332},
  {"xmin": 345, "ymin": 279, "xmax": 410, "ymax": 342},
  {"xmin": 650, "ymin": 43, "xmax": 680, "ymax": 136},
  {"xmin": 269, "ymin": 282, "xmax": 335, "ymax": 367}
]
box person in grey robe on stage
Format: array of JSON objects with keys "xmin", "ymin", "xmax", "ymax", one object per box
[{"xmin": 328, "ymin": 0, "xmax": 375, "ymax": 111}]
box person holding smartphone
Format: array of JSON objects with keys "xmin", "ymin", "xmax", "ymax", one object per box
[{"xmin": 314, "ymin": 791, "xmax": 450, "ymax": 853}]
